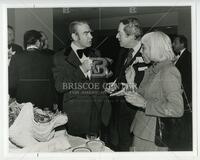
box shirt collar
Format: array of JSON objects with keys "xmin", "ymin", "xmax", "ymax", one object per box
[
  {"xmin": 71, "ymin": 42, "xmax": 85, "ymax": 59},
  {"xmin": 26, "ymin": 45, "xmax": 39, "ymax": 50},
  {"xmin": 151, "ymin": 60, "xmax": 173, "ymax": 74},
  {"xmin": 180, "ymin": 48, "xmax": 186, "ymax": 56},
  {"xmin": 71, "ymin": 42, "xmax": 85, "ymax": 52},
  {"xmin": 131, "ymin": 41, "xmax": 142, "ymax": 57}
]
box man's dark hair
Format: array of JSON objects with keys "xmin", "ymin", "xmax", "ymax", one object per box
[
  {"xmin": 23, "ymin": 30, "xmax": 42, "ymax": 49},
  {"xmin": 120, "ymin": 17, "xmax": 143, "ymax": 40},
  {"xmin": 176, "ymin": 35, "xmax": 188, "ymax": 48}
]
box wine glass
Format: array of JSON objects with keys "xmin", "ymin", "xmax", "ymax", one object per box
[
  {"xmin": 86, "ymin": 132, "xmax": 98, "ymax": 140},
  {"xmin": 85, "ymin": 140, "xmax": 105, "ymax": 152}
]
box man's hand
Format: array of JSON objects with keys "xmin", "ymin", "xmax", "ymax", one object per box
[
  {"xmin": 125, "ymin": 66, "xmax": 135, "ymax": 85},
  {"xmin": 80, "ymin": 58, "xmax": 93, "ymax": 73},
  {"xmin": 8, "ymin": 47, "xmax": 16, "ymax": 59},
  {"xmin": 104, "ymin": 80, "xmax": 118, "ymax": 94}
]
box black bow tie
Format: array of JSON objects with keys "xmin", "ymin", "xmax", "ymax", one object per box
[
  {"xmin": 175, "ymin": 51, "xmax": 181, "ymax": 56},
  {"xmin": 77, "ymin": 48, "xmax": 90, "ymax": 58}
]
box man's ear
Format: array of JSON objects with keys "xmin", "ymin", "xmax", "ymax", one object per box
[
  {"xmin": 35, "ymin": 40, "xmax": 41, "ymax": 48},
  {"xmin": 71, "ymin": 33, "xmax": 78, "ymax": 41},
  {"xmin": 129, "ymin": 34, "xmax": 136, "ymax": 40},
  {"xmin": 180, "ymin": 42, "xmax": 184, "ymax": 48}
]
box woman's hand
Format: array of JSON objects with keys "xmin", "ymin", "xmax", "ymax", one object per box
[
  {"xmin": 124, "ymin": 92, "xmax": 147, "ymax": 108},
  {"xmin": 125, "ymin": 66, "xmax": 135, "ymax": 85}
]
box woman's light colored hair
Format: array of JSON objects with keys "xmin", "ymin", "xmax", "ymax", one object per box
[{"xmin": 141, "ymin": 31, "xmax": 175, "ymax": 62}]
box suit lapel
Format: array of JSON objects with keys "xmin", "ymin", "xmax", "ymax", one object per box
[
  {"xmin": 176, "ymin": 50, "xmax": 188, "ymax": 67},
  {"xmin": 65, "ymin": 48, "xmax": 82, "ymax": 68},
  {"xmin": 125, "ymin": 45, "xmax": 142, "ymax": 67}
]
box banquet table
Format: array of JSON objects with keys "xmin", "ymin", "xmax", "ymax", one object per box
[{"xmin": 9, "ymin": 130, "xmax": 112, "ymax": 152}]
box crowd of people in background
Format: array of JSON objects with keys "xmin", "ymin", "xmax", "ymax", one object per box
[{"xmin": 8, "ymin": 16, "xmax": 192, "ymax": 152}]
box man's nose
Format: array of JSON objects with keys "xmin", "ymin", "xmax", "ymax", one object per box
[
  {"xmin": 116, "ymin": 33, "xmax": 119, "ymax": 39},
  {"xmin": 89, "ymin": 33, "xmax": 93, "ymax": 39}
]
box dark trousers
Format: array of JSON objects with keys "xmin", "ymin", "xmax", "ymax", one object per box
[{"xmin": 109, "ymin": 97, "xmax": 137, "ymax": 151}]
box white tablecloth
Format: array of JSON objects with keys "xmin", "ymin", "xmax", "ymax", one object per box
[
  {"xmin": 9, "ymin": 131, "xmax": 112, "ymax": 152},
  {"xmin": 66, "ymin": 135, "xmax": 112, "ymax": 152}
]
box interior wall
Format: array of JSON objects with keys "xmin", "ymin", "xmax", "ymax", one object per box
[
  {"xmin": 53, "ymin": 10, "xmax": 180, "ymax": 51},
  {"xmin": 9, "ymin": 8, "xmax": 53, "ymax": 49},
  {"xmin": 90, "ymin": 12, "xmax": 178, "ymax": 30},
  {"xmin": 7, "ymin": 7, "xmax": 191, "ymax": 51},
  {"xmin": 178, "ymin": 8, "xmax": 191, "ymax": 52},
  {"xmin": 7, "ymin": 9, "xmax": 15, "ymax": 28}
]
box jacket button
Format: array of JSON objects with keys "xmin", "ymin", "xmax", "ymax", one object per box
[{"xmin": 154, "ymin": 98, "xmax": 159, "ymax": 102}]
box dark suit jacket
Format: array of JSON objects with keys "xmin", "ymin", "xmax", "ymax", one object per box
[
  {"xmin": 53, "ymin": 47, "xmax": 111, "ymax": 135},
  {"xmin": 115, "ymin": 47, "xmax": 148, "ymax": 87},
  {"xmin": 175, "ymin": 49, "xmax": 192, "ymax": 104},
  {"xmin": 175, "ymin": 49, "xmax": 192, "ymax": 151},
  {"xmin": 8, "ymin": 43, "xmax": 23, "ymax": 54},
  {"xmin": 9, "ymin": 48, "xmax": 57, "ymax": 110},
  {"xmin": 41, "ymin": 48, "xmax": 55, "ymax": 55},
  {"xmin": 109, "ymin": 46, "xmax": 149, "ymax": 147}
]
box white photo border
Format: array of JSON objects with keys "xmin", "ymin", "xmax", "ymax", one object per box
[{"xmin": 0, "ymin": 0, "xmax": 199, "ymax": 160}]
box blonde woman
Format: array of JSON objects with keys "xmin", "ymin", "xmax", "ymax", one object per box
[{"xmin": 124, "ymin": 31, "xmax": 184, "ymax": 151}]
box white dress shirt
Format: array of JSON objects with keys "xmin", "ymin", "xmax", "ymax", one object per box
[{"xmin": 71, "ymin": 42, "xmax": 91, "ymax": 79}]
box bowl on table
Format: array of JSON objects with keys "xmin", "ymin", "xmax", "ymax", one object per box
[
  {"xmin": 85, "ymin": 140, "xmax": 105, "ymax": 152},
  {"xmin": 72, "ymin": 147, "xmax": 92, "ymax": 152}
]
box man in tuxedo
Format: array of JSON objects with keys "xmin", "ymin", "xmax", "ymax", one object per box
[
  {"xmin": 9, "ymin": 30, "xmax": 57, "ymax": 111},
  {"xmin": 173, "ymin": 35, "xmax": 192, "ymax": 105},
  {"xmin": 53, "ymin": 21, "xmax": 111, "ymax": 138},
  {"xmin": 40, "ymin": 31, "xmax": 55, "ymax": 55},
  {"xmin": 8, "ymin": 26, "xmax": 23, "ymax": 65},
  {"xmin": 172, "ymin": 35, "xmax": 192, "ymax": 150},
  {"xmin": 107, "ymin": 17, "xmax": 148, "ymax": 151}
]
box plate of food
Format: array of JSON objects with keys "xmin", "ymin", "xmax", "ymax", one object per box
[{"xmin": 110, "ymin": 82, "xmax": 137, "ymax": 97}]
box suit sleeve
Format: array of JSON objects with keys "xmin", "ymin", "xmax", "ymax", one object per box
[
  {"xmin": 145, "ymin": 67, "xmax": 184, "ymax": 117},
  {"xmin": 47, "ymin": 56, "xmax": 59, "ymax": 105},
  {"xmin": 53, "ymin": 61, "xmax": 90, "ymax": 93},
  {"xmin": 9, "ymin": 55, "xmax": 18, "ymax": 98},
  {"xmin": 181, "ymin": 52, "xmax": 192, "ymax": 103}
]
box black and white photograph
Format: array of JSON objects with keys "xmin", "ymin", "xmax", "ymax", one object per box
[{"xmin": 0, "ymin": 0, "xmax": 199, "ymax": 159}]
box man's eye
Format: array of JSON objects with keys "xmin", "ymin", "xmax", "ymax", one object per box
[{"xmin": 85, "ymin": 32, "xmax": 90, "ymax": 35}]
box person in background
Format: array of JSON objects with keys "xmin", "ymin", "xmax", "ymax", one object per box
[
  {"xmin": 172, "ymin": 35, "xmax": 192, "ymax": 150},
  {"xmin": 8, "ymin": 25, "xmax": 23, "ymax": 64},
  {"xmin": 40, "ymin": 31, "xmax": 55, "ymax": 55},
  {"xmin": 172, "ymin": 35, "xmax": 192, "ymax": 106},
  {"xmin": 124, "ymin": 31, "xmax": 184, "ymax": 151},
  {"xmin": 53, "ymin": 20, "xmax": 111, "ymax": 139},
  {"xmin": 9, "ymin": 30, "xmax": 57, "ymax": 111},
  {"xmin": 106, "ymin": 17, "xmax": 148, "ymax": 151}
]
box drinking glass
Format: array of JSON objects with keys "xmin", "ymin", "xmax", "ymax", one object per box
[
  {"xmin": 86, "ymin": 133, "xmax": 98, "ymax": 140},
  {"xmin": 72, "ymin": 147, "xmax": 91, "ymax": 152},
  {"xmin": 86, "ymin": 140, "xmax": 105, "ymax": 152}
]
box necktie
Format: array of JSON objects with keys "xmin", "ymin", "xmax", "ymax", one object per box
[{"xmin": 125, "ymin": 48, "xmax": 134, "ymax": 67}]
